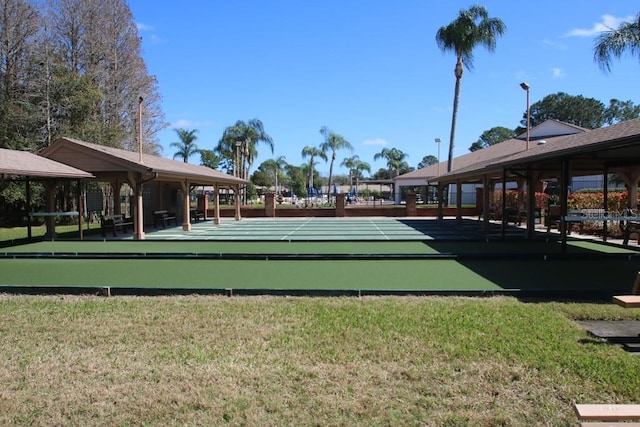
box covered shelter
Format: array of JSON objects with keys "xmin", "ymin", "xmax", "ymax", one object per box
[
  {"xmin": 434, "ymin": 118, "xmax": 640, "ymax": 244},
  {"xmin": 40, "ymin": 137, "xmax": 247, "ymax": 240},
  {"xmin": 0, "ymin": 147, "xmax": 95, "ymax": 239}
]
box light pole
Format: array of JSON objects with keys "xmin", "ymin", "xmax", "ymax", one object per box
[
  {"xmin": 138, "ymin": 95, "xmax": 144, "ymax": 163},
  {"xmin": 234, "ymin": 141, "xmax": 242, "ymax": 178},
  {"xmin": 520, "ymin": 82, "xmax": 530, "ymax": 151},
  {"xmin": 234, "ymin": 141, "xmax": 242, "ymax": 204},
  {"xmin": 435, "ymin": 138, "xmax": 441, "ymax": 176},
  {"xmin": 434, "ymin": 137, "xmax": 442, "ymax": 205}
]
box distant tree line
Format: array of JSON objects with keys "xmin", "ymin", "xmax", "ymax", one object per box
[{"xmin": 468, "ymin": 94, "xmax": 640, "ymax": 152}]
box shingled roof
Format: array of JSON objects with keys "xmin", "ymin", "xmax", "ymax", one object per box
[
  {"xmin": 0, "ymin": 148, "xmax": 94, "ymax": 179},
  {"xmin": 395, "ymin": 118, "xmax": 640, "ymax": 186},
  {"xmin": 437, "ymin": 117, "xmax": 640, "ymax": 184},
  {"xmin": 40, "ymin": 137, "xmax": 246, "ymax": 186}
]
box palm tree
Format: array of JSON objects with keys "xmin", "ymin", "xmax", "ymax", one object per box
[
  {"xmin": 374, "ymin": 148, "xmax": 408, "ymax": 201},
  {"xmin": 217, "ymin": 119, "xmax": 273, "ymax": 203},
  {"xmin": 319, "ymin": 126, "xmax": 352, "ymax": 202},
  {"xmin": 170, "ymin": 128, "xmax": 199, "ymax": 163},
  {"xmin": 436, "ymin": 5, "xmax": 506, "ymax": 172},
  {"xmin": 374, "ymin": 147, "xmax": 408, "ymax": 177},
  {"xmin": 594, "ymin": 13, "xmax": 640, "ymax": 72},
  {"xmin": 262, "ymin": 155, "xmax": 288, "ymax": 195},
  {"xmin": 301, "ymin": 145, "xmax": 327, "ymax": 198},
  {"xmin": 341, "ymin": 155, "xmax": 371, "ymax": 196}
]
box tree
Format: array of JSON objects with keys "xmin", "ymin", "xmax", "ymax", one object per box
[
  {"xmin": 198, "ymin": 148, "xmax": 220, "ymax": 169},
  {"xmin": 319, "ymin": 126, "xmax": 352, "ymax": 202},
  {"xmin": 436, "ymin": 5, "xmax": 506, "ymax": 172},
  {"xmin": 217, "ymin": 119, "xmax": 273, "ymax": 199},
  {"xmin": 521, "ymin": 92, "xmax": 640, "ymax": 130},
  {"xmin": 417, "ymin": 155, "xmax": 439, "ymax": 168},
  {"xmin": 284, "ymin": 163, "xmax": 307, "ymax": 198},
  {"xmin": 170, "ymin": 128, "xmax": 199, "ymax": 163},
  {"xmin": 374, "ymin": 147, "xmax": 409, "ymax": 177},
  {"xmin": 301, "ymin": 145, "xmax": 327, "ymax": 196},
  {"xmin": 250, "ymin": 167, "xmax": 272, "ymax": 189},
  {"xmin": 45, "ymin": 0, "xmax": 165, "ymax": 151},
  {"xmin": 468, "ymin": 126, "xmax": 515, "ymax": 152},
  {"xmin": 594, "ymin": 12, "xmax": 640, "ymax": 72},
  {"xmin": 524, "ymin": 92, "xmax": 606, "ymax": 129},
  {"xmin": 261, "ymin": 156, "xmax": 287, "ymax": 194},
  {"xmin": 0, "ymin": 0, "xmax": 40, "ymax": 150},
  {"xmin": 341, "ymin": 155, "xmax": 371, "ymax": 190},
  {"xmin": 604, "ymin": 99, "xmax": 640, "ymax": 125}
]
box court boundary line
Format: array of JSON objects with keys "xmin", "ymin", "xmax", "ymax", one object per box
[
  {"xmin": 280, "ymin": 218, "xmax": 313, "ymax": 241},
  {"xmin": 369, "ymin": 218, "xmax": 390, "ymax": 240}
]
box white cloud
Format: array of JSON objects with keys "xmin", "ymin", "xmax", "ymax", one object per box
[
  {"xmin": 542, "ymin": 39, "xmax": 567, "ymax": 50},
  {"xmin": 172, "ymin": 119, "xmax": 195, "ymax": 128},
  {"xmin": 171, "ymin": 119, "xmax": 217, "ymax": 129},
  {"xmin": 136, "ymin": 22, "xmax": 154, "ymax": 32},
  {"xmin": 362, "ymin": 138, "xmax": 388, "ymax": 146},
  {"xmin": 565, "ymin": 14, "xmax": 635, "ymax": 37},
  {"xmin": 551, "ymin": 67, "xmax": 566, "ymax": 78}
]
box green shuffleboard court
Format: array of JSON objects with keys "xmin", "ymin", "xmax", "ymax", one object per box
[{"xmin": 1, "ymin": 218, "xmax": 638, "ymax": 295}]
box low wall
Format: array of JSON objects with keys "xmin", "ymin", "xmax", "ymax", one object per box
[{"xmin": 212, "ymin": 206, "xmax": 479, "ymax": 218}]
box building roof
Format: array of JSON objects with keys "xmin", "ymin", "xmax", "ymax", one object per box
[
  {"xmin": 394, "ymin": 118, "xmax": 640, "ymax": 185},
  {"xmin": 40, "ymin": 137, "xmax": 246, "ymax": 186},
  {"xmin": 515, "ymin": 119, "xmax": 588, "ymax": 140},
  {"xmin": 0, "ymin": 148, "xmax": 94, "ymax": 179},
  {"xmin": 395, "ymin": 136, "xmax": 530, "ymax": 183},
  {"xmin": 437, "ymin": 117, "xmax": 640, "ymax": 184}
]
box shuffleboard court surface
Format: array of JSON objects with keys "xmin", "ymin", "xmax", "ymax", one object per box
[
  {"xmin": 143, "ymin": 218, "xmax": 494, "ymax": 241},
  {"xmin": 0, "ymin": 257, "xmax": 637, "ymax": 294},
  {"xmin": 1, "ymin": 217, "xmax": 638, "ymax": 295}
]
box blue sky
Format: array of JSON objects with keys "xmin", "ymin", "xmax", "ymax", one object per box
[{"xmin": 128, "ymin": 1, "xmax": 639, "ymax": 176}]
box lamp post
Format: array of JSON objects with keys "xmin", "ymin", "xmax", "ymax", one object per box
[
  {"xmin": 138, "ymin": 95, "xmax": 144, "ymax": 163},
  {"xmin": 435, "ymin": 138, "xmax": 441, "ymax": 176},
  {"xmin": 434, "ymin": 137, "xmax": 442, "ymax": 205},
  {"xmin": 520, "ymin": 82, "xmax": 530, "ymax": 151},
  {"xmin": 234, "ymin": 141, "xmax": 242, "ymax": 178},
  {"xmin": 234, "ymin": 141, "xmax": 242, "ymax": 204}
]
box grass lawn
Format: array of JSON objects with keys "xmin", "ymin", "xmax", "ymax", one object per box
[
  {"xmin": 0, "ymin": 223, "xmax": 102, "ymax": 242},
  {"xmin": 0, "ymin": 295, "xmax": 639, "ymax": 426}
]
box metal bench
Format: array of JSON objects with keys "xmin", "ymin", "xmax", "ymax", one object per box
[
  {"xmin": 190, "ymin": 208, "xmax": 205, "ymax": 222},
  {"xmin": 153, "ymin": 210, "xmax": 177, "ymax": 228},
  {"xmin": 101, "ymin": 214, "xmax": 133, "ymax": 237}
]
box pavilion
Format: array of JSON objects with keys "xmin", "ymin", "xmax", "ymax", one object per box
[
  {"xmin": 0, "ymin": 147, "xmax": 95, "ymax": 239},
  {"xmin": 39, "ymin": 137, "xmax": 247, "ymax": 240}
]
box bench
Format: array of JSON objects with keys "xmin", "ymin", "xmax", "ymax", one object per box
[
  {"xmin": 101, "ymin": 214, "xmax": 134, "ymax": 237},
  {"xmin": 546, "ymin": 205, "xmax": 562, "ymax": 232},
  {"xmin": 574, "ymin": 403, "xmax": 640, "ymax": 425},
  {"xmin": 622, "ymin": 219, "xmax": 640, "ymax": 245},
  {"xmin": 504, "ymin": 207, "xmax": 522, "ymax": 225},
  {"xmin": 153, "ymin": 210, "xmax": 177, "ymax": 228},
  {"xmin": 190, "ymin": 208, "xmax": 205, "ymax": 222}
]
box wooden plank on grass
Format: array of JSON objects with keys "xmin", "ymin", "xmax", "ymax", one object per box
[
  {"xmin": 574, "ymin": 404, "xmax": 640, "ymax": 421},
  {"xmin": 613, "ymin": 295, "xmax": 640, "ymax": 308}
]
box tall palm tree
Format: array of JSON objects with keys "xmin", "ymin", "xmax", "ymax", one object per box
[
  {"xmin": 217, "ymin": 119, "xmax": 273, "ymax": 203},
  {"xmin": 301, "ymin": 145, "xmax": 327, "ymax": 198},
  {"xmin": 170, "ymin": 128, "xmax": 199, "ymax": 163},
  {"xmin": 319, "ymin": 126, "xmax": 352, "ymax": 202},
  {"xmin": 594, "ymin": 12, "xmax": 640, "ymax": 72},
  {"xmin": 436, "ymin": 5, "xmax": 506, "ymax": 172}
]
